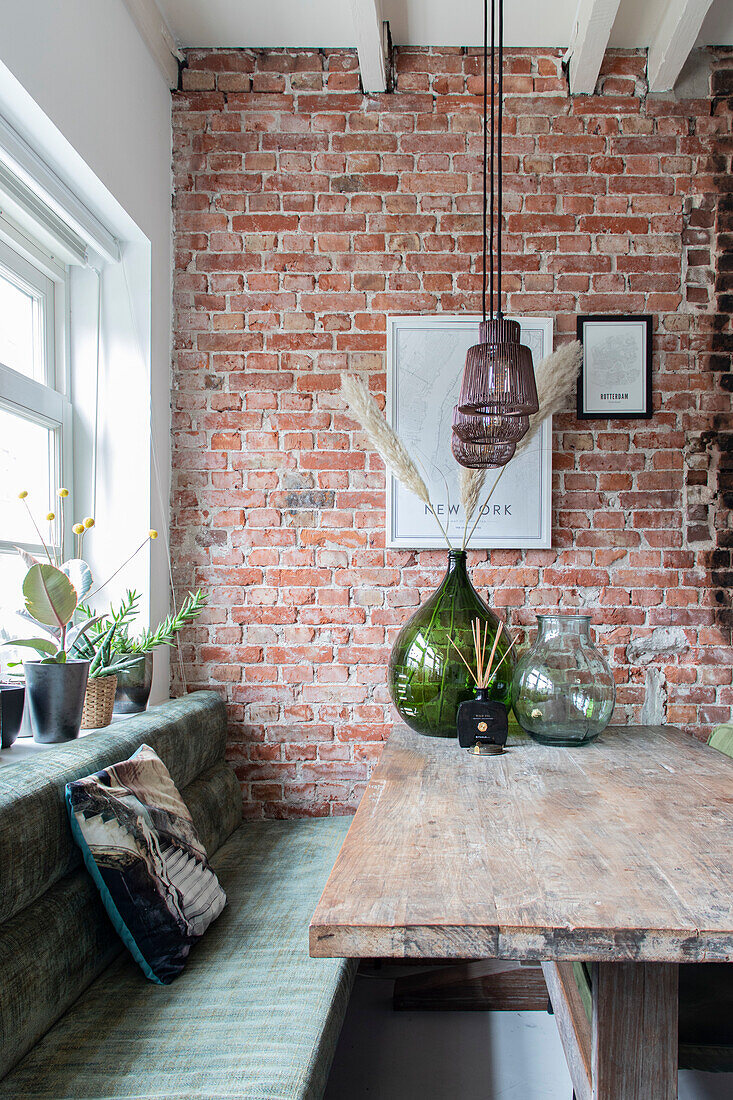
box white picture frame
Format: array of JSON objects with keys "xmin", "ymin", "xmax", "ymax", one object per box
[{"xmin": 386, "ymin": 315, "xmax": 553, "ymax": 550}]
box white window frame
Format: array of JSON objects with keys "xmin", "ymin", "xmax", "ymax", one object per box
[{"xmin": 0, "ymin": 229, "xmax": 72, "ymax": 563}]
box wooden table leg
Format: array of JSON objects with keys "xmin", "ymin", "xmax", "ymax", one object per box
[
  {"xmin": 542, "ymin": 963, "xmax": 593, "ymax": 1100},
  {"xmin": 592, "ymin": 962, "xmax": 678, "ymax": 1100}
]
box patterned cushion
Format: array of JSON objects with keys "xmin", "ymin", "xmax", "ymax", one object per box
[{"xmin": 66, "ymin": 745, "xmax": 226, "ymax": 984}]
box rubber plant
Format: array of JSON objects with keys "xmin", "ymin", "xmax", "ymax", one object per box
[
  {"xmin": 3, "ymin": 489, "xmax": 158, "ymax": 665},
  {"xmin": 6, "ymin": 563, "xmax": 98, "ymax": 663}
]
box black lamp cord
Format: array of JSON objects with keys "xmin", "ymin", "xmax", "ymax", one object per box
[
  {"xmin": 482, "ymin": 0, "xmax": 487, "ymax": 324},
  {"xmin": 483, "ymin": 0, "xmax": 503, "ymax": 325},
  {"xmin": 489, "ymin": 0, "xmax": 495, "ymax": 321},
  {"xmin": 497, "ymin": 0, "xmax": 503, "ymax": 319}
]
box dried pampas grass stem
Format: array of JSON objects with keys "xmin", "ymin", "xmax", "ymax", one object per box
[
  {"xmin": 462, "ymin": 341, "xmax": 581, "ymax": 548},
  {"xmin": 459, "ymin": 468, "xmax": 487, "ymax": 548},
  {"xmin": 341, "ymin": 373, "xmax": 453, "ymax": 548},
  {"xmin": 516, "ymin": 341, "xmax": 582, "ymax": 458},
  {"xmin": 464, "ymin": 465, "xmax": 506, "ymax": 549}
]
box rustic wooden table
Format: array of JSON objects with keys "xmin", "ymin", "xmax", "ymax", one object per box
[{"xmin": 310, "ymin": 723, "xmax": 733, "ymax": 1100}]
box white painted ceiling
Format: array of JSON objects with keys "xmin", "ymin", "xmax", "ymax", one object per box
[{"xmin": 158, "ymin": 0, "xmax": 733, "ymax": 49}]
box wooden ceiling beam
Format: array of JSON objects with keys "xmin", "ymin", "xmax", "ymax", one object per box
[
  {"xmin": 647, "ymin": 0, "xmax": 714, "ymax": 92},
  {"xmin": 350, "ymin": 0, "xmax": 388, "ymax": 93},
  {"xmin": 567, "ymin": 0, "xmax": 622, "ymax": 95}
]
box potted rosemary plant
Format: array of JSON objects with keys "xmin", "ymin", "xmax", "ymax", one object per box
[
  {"xmin": 74, "ymin": 590, "xmax": 207, "ymax": 718},
  {"xmin": 111, "ymin": 590, "xmax": 207, "ymax": 714}
]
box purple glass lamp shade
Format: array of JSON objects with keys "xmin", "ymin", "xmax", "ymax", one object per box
[
  {"xmin": 457, "ymin": 317, "xmax": 539, "ymax": 418},
  {"xmin": 452, "ymin": 406, "xmax": 529, "ymax": 446},
  {"xmin": 451, "ymin": 432, "xmax": 516, "ymax": 469}
]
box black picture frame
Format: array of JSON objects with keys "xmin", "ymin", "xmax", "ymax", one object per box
[{"xmin": 576, "ymin": 314, "xmax": 653, "ymax": 420}]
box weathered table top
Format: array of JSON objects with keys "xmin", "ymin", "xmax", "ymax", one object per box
[{"xmin": 310, "ymin": 724, "xmax": 733, "ymax": 963}]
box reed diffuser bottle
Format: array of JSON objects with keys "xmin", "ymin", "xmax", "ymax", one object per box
[{"xmin": 455, "ymin": 620, "xmax": 516, "ymax": 755}]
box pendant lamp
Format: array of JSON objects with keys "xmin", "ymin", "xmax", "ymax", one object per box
[
  {"xmin": 452, "ymin": 434, "xmax": 516, "ymax": 470},
  {"xmin": 452, "ymin": 406, "xmax": 528, "ymax": 446},
  {"xmin": 457, "ymin": 318, "xmax": 538, "ymax": 418},
  {"xmin": 452, "ymin": 0, "xmax": 538, "ymax": 471}
]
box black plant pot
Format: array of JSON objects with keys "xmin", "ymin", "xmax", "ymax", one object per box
[
  {"xmin": 25, "ymin": 660, "xmax": 90, "ymax": 744},
  {"xmin": 113, "ymin": 653, "xmax": 153, "ymax": 715},
  {"xmin": 0, "ymin": 683, "xmax": 25, "ymax": 748}
]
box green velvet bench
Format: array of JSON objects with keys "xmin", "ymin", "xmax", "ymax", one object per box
[
  {"xmin": 566, "ymin": 722, "xmax": 733, "ymax": 1079},
  {"xmin": 0, "ymin": 691, "xmax": 355, "ymax": 1099}
]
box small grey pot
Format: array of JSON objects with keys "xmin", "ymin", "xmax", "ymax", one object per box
[
  {"xmin": 25, "ymin": 660, "xmax": 90, "ymax": 744},
  {"xmin": 113, "ymin": 653, "xmax": 154, "ymax": 715}
]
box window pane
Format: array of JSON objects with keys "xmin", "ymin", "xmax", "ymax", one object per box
[
  {"xmin": 0, "ymin": 270, "xmax": 41, "ymax": 381},
  {"xmin": 0, "ymin": 407, "xmax": 55, "ymax": 547},
  {"xmin": 0, "ymin": 552, "xmax": 35, "ymax": 683},
  {"xmin": 0, "ymin": 550, "xmax": 26, "ymax": 614}
]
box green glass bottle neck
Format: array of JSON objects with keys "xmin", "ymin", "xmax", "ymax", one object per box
[
  {"xmin": 446, "ymin": 549, "xmax": 468, "ymax": 576},
  {"xmin": 441, "ymin": 550, "xmax": 476, "ymax": 600}
]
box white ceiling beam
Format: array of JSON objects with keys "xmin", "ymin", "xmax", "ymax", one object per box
[
  {"xmin": 350, "ymin": 0, "xmax": 387, "ymax": 93},
  {"xmin": 647, "ymin": 0, "xmax": 714, "ymax": 92},
  {"xmin": 567, "ymin": 0, "xmax": 623, "ymax": 95},
  {"xmin": 122, "ymin": 0, "xmax": 183, "ymax": 90}
]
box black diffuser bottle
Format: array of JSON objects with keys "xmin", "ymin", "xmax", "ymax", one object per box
[
  {"xmin": 454, "ymin": 619, "xmax": 515, "ymax": 755},
  {"xmin": 457, "ymin": 688, "xmax": 508, "ymax": 755}
]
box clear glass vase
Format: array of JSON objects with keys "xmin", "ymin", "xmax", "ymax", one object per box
[
  {"xmin": 388, "ymin": 550, "xmax": 514, "ymax": 738},
  {"xmin": 512, "ymin": 614, "xmax": 615, "ymax": 746}
]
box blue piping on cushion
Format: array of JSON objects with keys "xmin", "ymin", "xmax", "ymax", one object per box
[{"xmin": 64, "ymin": 785, "xmax": 164, "ymax": 986}]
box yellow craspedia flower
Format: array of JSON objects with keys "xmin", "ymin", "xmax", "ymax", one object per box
[
  {"xmin": 83, "ymin": 517, "xmax": 95, "ymax": 529},
  {"xmin": 57, "ymin": 487, "xmax": 69, "ymax": 498},
  {"xmin": 72, "ymin": 522, "xmax": 84, "ymax": 535},
  {"xmin": 149, "ymin": 529, "xmax": 158, "ymax": 540},
  {"xmin": 46, "ymin": 512, "xmax": 55, "ymax": 522},
  {"xmin": 18, "ymin": 490, "xmax": 28, "ymax": 500}
]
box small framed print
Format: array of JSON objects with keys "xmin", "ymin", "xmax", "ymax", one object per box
[{"xmin": 577, "ymin": 315, "xmax": 653, "ymax": 419}]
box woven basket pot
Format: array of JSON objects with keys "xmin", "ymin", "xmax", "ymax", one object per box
[{"xmin": 81, "ymin": 674, "xmax": 118, "ymax": 730}]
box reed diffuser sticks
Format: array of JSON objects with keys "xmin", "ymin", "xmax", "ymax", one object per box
[{"xmin": 450, "ymin": 618, "xmax": 517, "ymax": 691}]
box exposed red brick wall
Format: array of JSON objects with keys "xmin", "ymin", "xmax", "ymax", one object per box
[{"xmin": 172, "ymin": 45, "xmax": 733, "ymax": 818}]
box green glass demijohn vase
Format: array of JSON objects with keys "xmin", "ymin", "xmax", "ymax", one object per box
[{"xmin": 388, "ymin": 550, "xmax": 514, "ymax": 738}]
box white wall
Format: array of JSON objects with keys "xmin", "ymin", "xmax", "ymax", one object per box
[{"xmin": 0, "ymin": 0, "xmax": 173, "ymax": 698}]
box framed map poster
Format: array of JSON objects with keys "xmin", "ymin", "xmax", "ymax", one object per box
[{"xmin": 386, "ymin": 315, "xmax": 553, "ymax": 550}]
